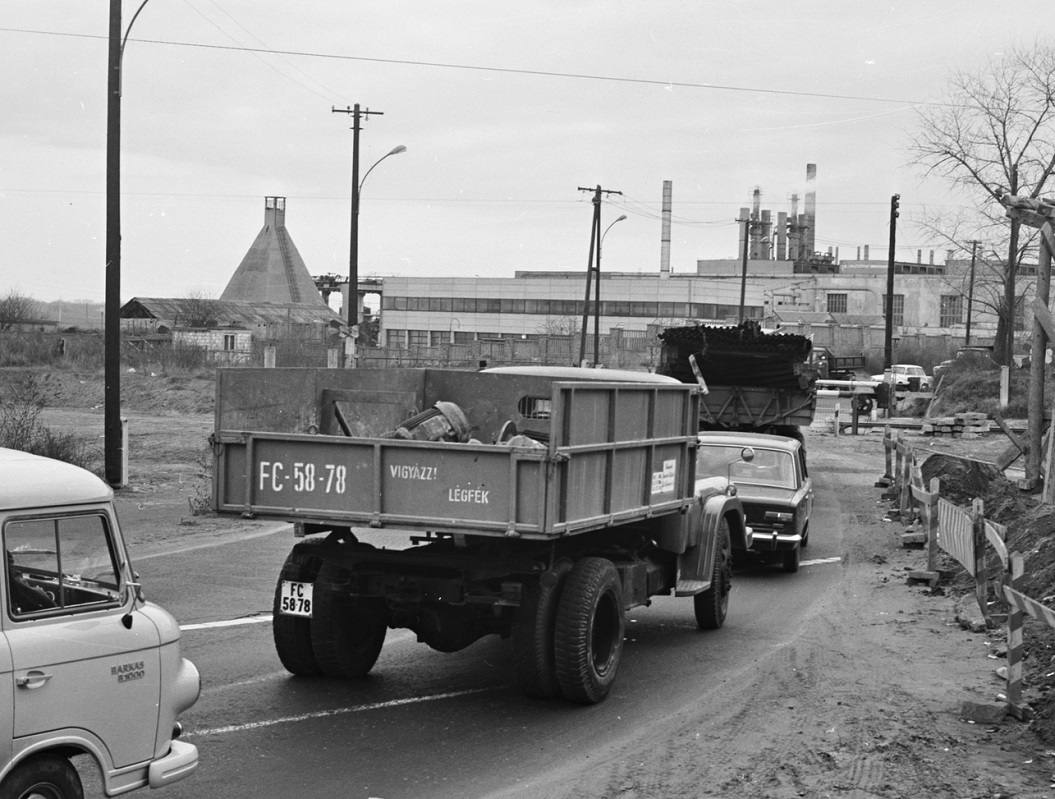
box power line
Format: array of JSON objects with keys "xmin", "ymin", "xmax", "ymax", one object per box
[{"xmin": 1, "ymin": 26, "xmax": 943, "ymax": 107}]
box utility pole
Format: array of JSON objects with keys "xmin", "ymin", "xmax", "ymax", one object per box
[
  {"xmin": 998, "ymin": 192, "xmax": 1055, "ymax": 492},
  {"xmin": 104, "ymin": 0, "xmax": 123, "ymax": 487},
  {"xmin": 737, "ymin": 214, "xmax": 758, "ymax": 322},
  {"xmin": 333, "ymin": 104, "xmax": 385, "ymax": 329},
  {"xmin": 966, "ymin": 239, "xmax": 980, "ymax": 345},
  {"xmin": 576, "ymin": 185, "xmax": 622, "ymax": 366},
  {"xmin": 883, "ymin": 194, "xmax": 899, "ymax": 371}
]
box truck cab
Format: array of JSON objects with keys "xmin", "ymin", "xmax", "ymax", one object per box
[{"xmin": 0, "ymin": 448, "xmax": 200, "ymax": 798}]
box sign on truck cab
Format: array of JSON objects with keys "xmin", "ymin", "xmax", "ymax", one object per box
[{"xmin": 0, "ymin": 448, "xmax": 200, "ymax": 797}]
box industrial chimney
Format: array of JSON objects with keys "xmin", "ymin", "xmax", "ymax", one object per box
[
  {"xmin": 804, "ymin": 164, "xmax": 817, "ymax": 258},
  {"xmin": 660, "ymin": 180, "xmax": 672, "ymax": 278}
]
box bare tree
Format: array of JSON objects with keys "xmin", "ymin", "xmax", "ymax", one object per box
[
  {"xmin": 536, "ymin": 315, "xmax": 580, "ymax": 337},
  {"xmin": 179, "ymin": 290, "xmax": 219, "ymax": 329},
  {"xmin": 910, "ymin": 42, "xmax": 1055, "ymax": 364},
  {"xmin": 0, "ymin": 290, "xmax": 40, "ymax": 331}
]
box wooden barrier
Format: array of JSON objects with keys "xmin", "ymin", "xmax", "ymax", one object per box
[{"xmin": 877, "ymin": 434, "xmax": 1051, "ymax": 719}]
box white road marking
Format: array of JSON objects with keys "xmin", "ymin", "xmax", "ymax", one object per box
[
  {"xmin": 801, "ymin": 556, "xmax": 842, "ymax": 567},
  {"xmin": 187, "ymin": 688, "xmax": 495, "ymax": 737},
  {"xmin": 182, "ymin": 616, "xmax": 271, "ymax": 631}
]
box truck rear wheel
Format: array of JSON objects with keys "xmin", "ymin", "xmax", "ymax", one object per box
[
  {"xmin": 554, "ymin": 557, "xmax": 625, "ymax": 704},
  {"xmin": 311, "ymin": 561, "xmax": 387, "ymax": 679},
  {"xmin": 511, "ymin": 559, "xmax": 571, "ymax": 699},
  {"xmin": 694, "ymin": 518, "xmax": 731, "ymax": 630},
  {"xmin": 0, "ymin": 754, "xmax": 83, "ymax": 799},
  {"xmin": 273, "ymin": 544, "xmax": 324, "ymax": 676}
]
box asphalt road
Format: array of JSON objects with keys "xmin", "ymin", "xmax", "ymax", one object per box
[{"xmin": 129, "ymin": 468, "xmax": 847, "ymax": 799}]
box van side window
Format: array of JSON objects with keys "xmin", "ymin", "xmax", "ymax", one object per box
[{"xmin": 4, "ymin": 514, "xmax": 122, "ymax": 618}]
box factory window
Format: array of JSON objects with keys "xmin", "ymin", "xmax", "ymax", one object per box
[
  {"xmin": 631, "ymin": 302, "xmax": 657, "ymax": 317},
  {"xmin": 882, "ymin": 294, "xmax": 904, "ymax": 327},
  {"xmin": 383, "ymin": 296, "xmax": 407, "ymax": 311},
  {"xmin": 453, "ymin": 298, "xmax": 474, "ymax": 313},
  {"xmin": 939, "ymin": 295, "xmax": 963, "ymax": 327},
  {"xmin": 428, "ymin": 297, "xmax": 452, "ymax": 312},
  {"xmin": 385, "ymin": 329, "xmax": 405, "ymax": 348},
  {"xmin": 658, "ymin": 302, "xmax": 686, "ymax": 317},
  {"xmin": 500, "ymin": 298, "xmax": 526, "ymax": 313},
  {"xmin": 826, "ymin": 293, "xmax": 848, "ymax": 314},
  {"xmin": 407, "ymin": 330, "xmax": 429, "ymax": 348},
  {"xmin": 478, "ymin": 298, "xmax": 500, "ymax": 314},
  {"xmin": 608, "ymin": 301, "xmax": 631, "ymax": 316},
  {"xmin": 406, "ymin": 296, "xmax": 425, "ymax": 312}
]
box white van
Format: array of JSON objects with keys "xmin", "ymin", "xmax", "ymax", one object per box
[{"xmin": 0, "ymin": 448, "xmax": 199, "ymax": 798}]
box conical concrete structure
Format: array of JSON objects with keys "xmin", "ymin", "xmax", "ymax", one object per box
[{"xmin": 221, "ymin": 197, "xmax": 327, "ymax": 306}]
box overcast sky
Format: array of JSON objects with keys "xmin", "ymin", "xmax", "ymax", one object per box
[{"xmin": 1, "ymin": 2, "xmax": 1046, "ymax": 304}]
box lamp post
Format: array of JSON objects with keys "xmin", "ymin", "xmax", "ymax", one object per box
[
  {"xmin": 104, "ymin": 0, "xmax": 152, "ymax": 488},
  {"xmin": 348, "ymin": 143, "xmax": 406, "ymax": 329},
  {"xmin": 593, "ymin": 215, "xmax": 627, "ymax": 365}
]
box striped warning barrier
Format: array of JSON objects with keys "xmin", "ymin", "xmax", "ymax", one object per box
[{"xmin": 937, "ymin": 498, "xmax": 976, "ymax": 575}]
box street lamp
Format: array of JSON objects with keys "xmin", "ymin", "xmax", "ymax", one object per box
[
  {"xmin": 348, "ymin": 143, "xmax": 407, "ymax": 330},
  {"xmin": 591, "ymin": 214, "xmax": 627, "ymax": 366},
  {"xmin": 104, "ymin": 0, "xmax": 152, "ymax": 488}
]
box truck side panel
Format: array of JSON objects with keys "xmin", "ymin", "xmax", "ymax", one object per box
[{"xmin": 214, "ymin": 371, "xmax": 700, "ymax": 539}]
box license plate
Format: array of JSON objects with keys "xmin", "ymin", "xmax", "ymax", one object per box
[{"xmin": 278, "ymin": 580, "xmax": 314, "ymax": 617}]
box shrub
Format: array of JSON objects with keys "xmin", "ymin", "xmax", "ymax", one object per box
[{"xmin": 0, "ymin": 372, "xmax": 96, "ymax": 471}]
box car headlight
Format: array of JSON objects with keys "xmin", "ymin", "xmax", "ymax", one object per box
[{"xmin": 764, "ymin": 511, "xmax": 794, "ymax": 522}]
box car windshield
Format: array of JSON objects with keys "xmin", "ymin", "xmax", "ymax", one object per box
[{"xmin": 697, "ymin": 445, "xmax": 796, "ymax": 489}]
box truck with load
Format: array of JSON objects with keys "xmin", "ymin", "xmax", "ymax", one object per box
[
  {"xmin": 0, "ymin": 447, "xmax": 200, "ymax": 799},
  {"xmin": 809, "ymin": 346, "xmax": 867, "ymax": 381},
  {"xmin": 657, "ymin": 320, "xmax": 818, "ymax": 440},
  {"xmin": 211, "ymin": 365, "xmax": 751, "ymax": 704}
]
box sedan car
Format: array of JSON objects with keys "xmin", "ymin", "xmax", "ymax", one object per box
[
  {"xmin": 869, "ymin": 364, "xmax": 931, "ymax": 391},
  {"xmin": 696, "ymin": 432, "xmax": 813, "ymax": 573}
]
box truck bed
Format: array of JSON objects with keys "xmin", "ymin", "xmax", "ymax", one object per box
[{"xmin": 213, "ymin": 368, "xmax": 700, "ymax": 540}]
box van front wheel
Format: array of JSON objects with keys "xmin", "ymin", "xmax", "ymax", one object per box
[{"xmin": 0, "ymin": 754, "xmax": 83, "ymax": 799}]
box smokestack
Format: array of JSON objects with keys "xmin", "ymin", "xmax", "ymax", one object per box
[
  {"xmin": 917, "ymin": 249, "xmax": 922, "ymax": 263},
  {"xmin": 804, "ymin": 164, "xmax": 817, "ymax": 258},
  {"xmin": 777, "ymin": 211, "xmax": 787, "ymax": 261},
  {"xmin": 857, "ymin": 246, "xmax": 861, "ymax": 260},
  {"xmin": 660, "ymin": 180, "xmax": 672, "ymax": 278},
  {"xmin": 788, "ymin": 194, "xmax": 800, "ymax": 262},
  {"xmin": 864, "ymin": 244, "xmax": 870, "ymax": 260},
  {"xmin": 929, "ymin": 250, "xmax": 935, "ymax": 265},
  {"xmin": 760, "ymin": 210, "xmax": 772, "ymax": 260}
]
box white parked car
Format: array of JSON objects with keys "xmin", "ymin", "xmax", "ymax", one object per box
[{"xmin": 870, "ymin": 364, "xmax": 931, "ymax": 391}]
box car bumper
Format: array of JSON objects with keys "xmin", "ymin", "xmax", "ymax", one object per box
[
  {"xmin": 148, "ymin": 740, "xmax": 199, "ymax": 788},
  {"xmin": 748, "ymin": 530, "xmax": 802, "ymax": 552}
]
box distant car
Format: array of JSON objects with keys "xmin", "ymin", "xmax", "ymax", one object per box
[
  {"xmin": 696, "ymin": 432, "xmax": 813, "ymax": 573},
  {"xmin": 869, "ymin": 364, "xmax": 931, "ymax": 391}
]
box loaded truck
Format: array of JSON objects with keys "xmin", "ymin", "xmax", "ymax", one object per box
[
  {"xmin": 809, "ymin": 346, "xmax": 866, "ymax": 381},
  {"xmin": 211, "ymin": 365, "xmax": 750, "ymax": 704},
  {"xmin": 658, "ymin": 320, "xmax": 818, "ymax": 440}
]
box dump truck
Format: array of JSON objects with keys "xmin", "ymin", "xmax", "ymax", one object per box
[
  {"xmin": 809, "ymin": 346, "xmax": 867, "ymax": 381},
  {"xmin": 658, "ymin": 321, "xmax": 818, "ymax": 440},
  {"xmin": 211, "ymin": 366, "xmax": 751, "ymax": 704}
]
